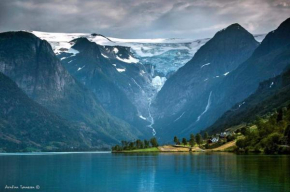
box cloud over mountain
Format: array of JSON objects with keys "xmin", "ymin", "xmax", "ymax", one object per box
[{"xmin": 0, "ymin": 0, "xmax": 289, "ymax": 38}]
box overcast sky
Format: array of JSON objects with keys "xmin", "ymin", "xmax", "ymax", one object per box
[{"xmin": 0, "ymin": 0, "xmax": 289, "ymax": 39}]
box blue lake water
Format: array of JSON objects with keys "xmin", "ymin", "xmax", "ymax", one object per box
[{"xmin": 0, "ymin": 152, "xmax": 289, "ymax": 192}]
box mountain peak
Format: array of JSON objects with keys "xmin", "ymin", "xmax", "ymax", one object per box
[
  {"xmin": 226, "ymin": 23, "xmax": 243, "ymax": 30},
  {"xmin": 279, "ymin": 17, "xmax": 290, "ymax": 28},
  {"xmin": 194, "ymin": 23, "xmax": 258, "ymax": 58},
  {"xmin": 91, "ymin": 33, "xmax": 114, "ymax": 42},
  {"xmin": 253, "ymin": 17, "xmax": 290, "ymax": 57},
  {"xmin": 217, "ymin": 23, "xmax": 250, "ymax": 36}
]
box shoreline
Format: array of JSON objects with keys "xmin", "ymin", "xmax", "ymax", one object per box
[
  {"xmin": 112, "ymin": 143, "xmax": 236, "ymax": 153},
  {"xmin": 0, "ymin": 151, "xmax": 111, "ymax": 155}
]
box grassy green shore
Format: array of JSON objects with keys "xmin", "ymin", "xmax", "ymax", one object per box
[{"xmin": 114, "ymin": 147, "xmax": 159, "ymax": 153}]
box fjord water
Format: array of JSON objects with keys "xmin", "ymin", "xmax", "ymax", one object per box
[{"xmin": 0, "ymin": 153, "xmax": 289, "ymax": 192}]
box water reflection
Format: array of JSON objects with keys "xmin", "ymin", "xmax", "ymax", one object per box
[{"xmin": 0, "ymin": 153, "xmax": 289, "ymax": 192}]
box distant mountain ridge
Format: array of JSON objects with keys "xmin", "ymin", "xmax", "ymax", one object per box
[{"xmin": 31, "ymin": 30, "xmax": 265, "ymax": 76}]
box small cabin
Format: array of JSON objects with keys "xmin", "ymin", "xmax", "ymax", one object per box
[{"xmin": 208, "ymin": 137, "xmax": 219, "ymax": 143}]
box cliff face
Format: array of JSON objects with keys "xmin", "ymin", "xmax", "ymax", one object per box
[
  {"xmin": 0, "ymin": 31, "xmax": 147, "ymax": 145},
  {"xmin": 0, "ymin": 32, "xmax": 78, "ymax": 118},
  {"xmin": 0, "ymin": 72, "xmax": 111, "ymax": 152}
]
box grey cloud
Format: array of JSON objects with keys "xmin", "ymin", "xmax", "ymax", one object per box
[{"xmin": 0, "ymin": 0, "xmax": 289, "ymax": 39}]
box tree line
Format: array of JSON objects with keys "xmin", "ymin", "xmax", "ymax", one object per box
[
  {"xmin": 173, "ymin": 132, "xmax": 209, "ymax": 147},
  {"xmin": 112, "ymin": 137, "xmax": 158, "ymax": 151}
]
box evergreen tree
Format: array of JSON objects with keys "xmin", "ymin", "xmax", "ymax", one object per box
[
  {"xmin": 196, "ymin": 134, "xmax": 202, "ymax": 146},
  {"xmin": 182, "ymin": 138, "xmax": 187, "ymax": 146},
  {"xmin": 174, "ymin": 136, "xmax": 180, "ymax": 145},
  {"xmin": 150, "ymin": 137, "xmax": 158, "ymax": 147},
  {"xmin": 189, "ymin": 134, "xmax": 195, "ymax": 147}
]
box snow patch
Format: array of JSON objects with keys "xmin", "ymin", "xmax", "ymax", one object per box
[
  {"xmin": 201, "ymin": 63, "xmax": 210, "ymax": 68},
  {"xmin": 238, "ymin": 102, "xmax": 245, "ymax": 108},
  {"xmin": 140, "ymin": 70, "xmax": 146, "ymax": 76},
  {"xmin": 113, "ymin": 47, "xmax": 119, "ymax": 54},
  {"xmin": 223, "ymin": 72, "xmax": 229, "ymax": 76},
  {"xmin": 139, "ymin": 115, "xmax": 147, "ymax": 120},
  {"xmin": 68, "ymin": 48, "xmax": 79, "ymax": 56},
  {"xmin": 101, "ymin": 53, "xmax": 109, "ymax": 58},
  {"xmin": 77, "ymin": 65, "xmax": 85, "ymax": 71},
  {"xmin": 116, "ymin": 56, "xmax": 139, "ymax": 64},
  {"xmin": 116, "ymin": 68, "xmax": 126, "ymax": 72},
  {"xmin": 269, "ymin": 82, "xmax": 274, "ymax": 88}
]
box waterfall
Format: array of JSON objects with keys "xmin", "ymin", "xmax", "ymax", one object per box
[
  {"xmin": 196, "ymin": 91, "xmax": 212, "ymax": 122},
  {"xmin": 147, "ymin": 98, "xmax": 156, "ymax": 136}
]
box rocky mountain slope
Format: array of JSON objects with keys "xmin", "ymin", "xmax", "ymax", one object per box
[
  {"xmin": 198, "ymin": 18, "xmax": 290, "ymax": 134},
  {"xmin": 0, "ymin": 72, "xmax": 115, "ymax": 152},
  {"xmin": 0, "ymin": 32, "xmax": 146, "ymax": 146},
  {"xmin": 31, "ymin": 30, "xmax": 266, "ymax": 137},
  {"xmin": 206, "ymin": 66, "xmax": 290, "ymax": 134},
  {"xmin": 152, "ymin": 23, "xmax": 260, "ymax": 141},
  {"xmin": 0, "ymin": 25, "xmax": 271, "ymax": 150},
  {"xmin": 58, "ymin": 37, "xmax": 153, "ymax": 128}
]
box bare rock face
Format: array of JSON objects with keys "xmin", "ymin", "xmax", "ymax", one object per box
[
  {"xmin": 0, "ymin": 32, "xmax": 72, "ymax": 106},
  {"xmin": 0, "ymin": 31, "xmax": 147, "ymax": 145}
]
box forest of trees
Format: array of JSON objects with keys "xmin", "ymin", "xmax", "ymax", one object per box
[
  {"xmin": 236, "ymin": 107, "xmax": 290, "ymax": 154},
  {"xmin": 112, "ymin": 137, "xmax": 158, "ymax": 151}
]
